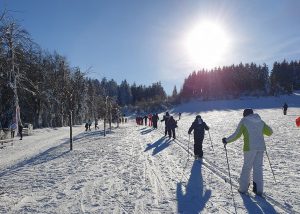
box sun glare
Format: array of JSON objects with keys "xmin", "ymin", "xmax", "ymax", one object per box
[{"xmin": 185, "ymin": 21, "xmax": 230, "ymax": 69}]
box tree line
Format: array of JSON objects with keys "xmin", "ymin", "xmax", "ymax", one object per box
[
  {"xmin": 0, "ymin": 13, "xmax": 167, "ymax": 129},
  {"xmin": 180, "ymin": 61, "xmax": 300, "ymax": 100}
]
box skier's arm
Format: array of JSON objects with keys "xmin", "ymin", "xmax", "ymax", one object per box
[
  {"xmin": 226, "ymin": 121, "xmax": 243, "ymax": 143},
  {"xmin": 204, "ymin": 123, "xmax": 209, "ymax": 131},
  {"xmin": 263, "ymin": 123, "xmax": 273, "ymax": 136},
  {"xmin": 188, "ymin": 123, "xmax": 194, "ymax": 134}
]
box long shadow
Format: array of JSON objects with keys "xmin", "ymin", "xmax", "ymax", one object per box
[
  {"xmin": 0, "ymin": 129, "xmax": 115, "ymax": 178},
  {"xmin": 240, "ymin": 193, "xmax": 277, "ymax": 214},
  {"xmin": 140, "ymin": 128, "xmax": 154, "ymax": 135},
  {"xmin": 177, "ymin": 160, "xmax": 211, "ymax": 214},
  {"xmin": 72, "ymin": 129, "xmax": 114, "ymax": 141},
  {"xmin": 144, "ymin": 137, "xmax": 171, "ymax": 155}
]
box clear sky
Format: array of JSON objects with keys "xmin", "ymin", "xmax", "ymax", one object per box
[{"xmin": 1, "ymin": 0, "xmax": 300, "ymax": 94}]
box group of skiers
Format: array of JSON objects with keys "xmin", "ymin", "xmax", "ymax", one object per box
[
  {"xmin": 185, "ymin": 108, "xmax": 275, "ymax": 196},
  {"xmin": 9, "ymin": 120, "xmax": 23, "ymax": 140},
  {"xmin": 158, "ymin": 108, "xmax": 275, "ymax": 196},
  {"xmin": 136, "ymin": 113, "xmax": 160, "ymax": 129},
  {"xmin": 161, "ymin": 112, "xmax": 178, "ymax": 139},
  {"xmin": 85, "ymin": 119, "xmax": 99, "ymax": 131}
]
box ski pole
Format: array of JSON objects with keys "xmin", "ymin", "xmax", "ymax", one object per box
[
  {"xmin": 208, "ymin": 130, "xmax": 214, "ymax": 151},
  {"xmin": 265, "ymin": 149, "xmax": 277, "ymax": 184},
  {"xmin": 188, "ymin": 134, "xmax": 190, "ymax": 156},
  {"xmin": 224, "ymin": 144, "xmax": 237, "ymax": 214}
]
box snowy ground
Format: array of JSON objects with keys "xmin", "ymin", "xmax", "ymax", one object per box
[{"xmin": 0, "ymin": 93, "xmax": 299, "ymax": 213}]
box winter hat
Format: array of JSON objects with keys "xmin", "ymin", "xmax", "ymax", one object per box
[
  {"xmin": 166, "ymin": 112, "xmax": 169, "ymax": 116},
  {"xmin": 196, "ymin": 115, "xmax": 201, "ymax": 119},
  {"xmin": 243, "ymin": 108, "xmax": 253, "ymax": 117}
]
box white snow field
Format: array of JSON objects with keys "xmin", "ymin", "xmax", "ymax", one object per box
[{"xmin": 0, "ymin": 93, "xmax": 299, "ymax": 213}]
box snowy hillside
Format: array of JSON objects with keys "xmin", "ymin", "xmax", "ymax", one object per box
[{"xmin": 1, "ymin": 93, "xmax": 299, "ymax": 213}]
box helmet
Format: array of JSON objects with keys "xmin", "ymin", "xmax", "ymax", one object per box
[
  {"xmin": 243, "ymin": 108, "xmax": 253, "ymax": 117},
  {"xmin": 196, "ymin": 115, "xmax": 201, "ymax": 119}
]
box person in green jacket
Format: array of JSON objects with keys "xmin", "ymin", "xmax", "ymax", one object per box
[{"xmin": 222, "ymin": 108, "xmax": 273, "ymax": 196}]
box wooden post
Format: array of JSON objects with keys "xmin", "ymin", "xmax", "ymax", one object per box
[
  {"xmin": 69, "ymin": 110, "xmax": 73, "ymax": 151},
  {"xmin": 104, "ymin": 96, "xmax": 108, "ymax": 137},
  {"xmin": 109, "ymin": 100, "xmax": 112, "ymax": 131}
]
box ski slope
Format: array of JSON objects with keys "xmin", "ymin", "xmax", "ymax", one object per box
[{"xmin": 0, "ymin": 93, "xmax": 299, "ymax": 213}]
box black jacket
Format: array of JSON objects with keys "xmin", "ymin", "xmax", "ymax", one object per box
[
  {"xmin": 161, "ymin": 115, "xmax": 170, "ymax": 125},
  {"xmin": 188, "ymin": 118, "xmax": 209, "ymax": 139},
  {"xmin": 167, "ymin": 117, "xmax": 177, "ymax": 129},
  {"xmin": 152, "ymin": 114, "xmax": 159, "ymax": 123}
]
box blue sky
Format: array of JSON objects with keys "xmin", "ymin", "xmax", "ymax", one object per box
[{"xmin": 1, "ymin": 0, "xmax": 300, "ymax": 94}]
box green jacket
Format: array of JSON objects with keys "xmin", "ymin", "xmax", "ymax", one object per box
[{"xmin": 226, "ymin": 114, "xmax": 273, "ymax": 151}]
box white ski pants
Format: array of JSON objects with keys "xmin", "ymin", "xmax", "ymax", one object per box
[{"xmin": 239, "ymin": 150, "xmax": 264, "ymax": 194}]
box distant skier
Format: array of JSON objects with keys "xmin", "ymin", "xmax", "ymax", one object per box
[
  {"xmin": 188, "ymin": 115, "xmax": 209, "ymax": 159},
  {"xmin": 283, "ymin": 102, "xmax": 288, "ymax": 115},
  {"xmin": 95, "ymin": 119, "xmax": 99, "ymax": 130},
  {"xmin": 152, "ymin": 113, "xmax": 159, "ymax": 129},
  {"xmin": 167, "ymin": 116, "xmax": 177, "ymax": 139},
  {"xmin": 85, "ymin": 122, "xmax": 89, "ymax": 131},
  {"xmin": 222, "ymin": 108, "xmax": 273, "ymax": 196},
  {"xmin": 88, "ymin": 119, "xmax": 92, "ymax": 131},
  {"xmin": 179, "ymin": 112, "xmax": 182, "ymax": 120},
  {"xmin": 161, "ymin": 112, "xmax": 170, "ymax": 136},
  {"xmin": 10, "ymin": 120, "xmax": 17, "ymax": 138},
  {"xmin": 296, "ymin": 117, "xmax": 300, "ymax": 127},
  {"xmin": 18, "ymin": 120, "xmax": 23, "ymax": 140},
  {"xmin": 148, "ymin": 114, "xmax": 153, "ymax": 126},
  {"xmin": 143, "ymin": 115, "xmax": 148, "ymax": 126}
]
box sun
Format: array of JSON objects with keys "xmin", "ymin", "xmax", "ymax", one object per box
[{"xmin": 185, "ymin": 21, "xmax": 230, "ymax": 69}]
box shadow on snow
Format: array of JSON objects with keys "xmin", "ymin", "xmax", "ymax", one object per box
[
  {"xmin": 144, "ymin": 136, "xmax": 172, "ymax": 155},
  {"xmin": 140, "ymin": 127, "xmax": 155, "ymax": 135},
  {"xmin": 0, "ymin": 129, "xmax": 113, "ymax": 178},
  {"xmin": 240, "ymin": 193, "xmax": 277, "ymax": 214},
  {"xmin": 177, "ymin": 160, "xmax": 211, "ymax": 214}
]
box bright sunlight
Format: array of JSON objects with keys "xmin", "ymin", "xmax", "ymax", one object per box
[{"xmin": 185, "ymin": 21, "xmax": 231, "ymax": 69}]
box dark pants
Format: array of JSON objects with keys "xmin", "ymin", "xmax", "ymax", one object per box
[
  {"xmin": 11, "ymin": 130, "xmax": 15, "ymax": 138},
  {"xmin": 153, "ymin": 121, "xmax": 157, "ymax": 128},
  {"xmin": 19, "ymin": 126, "xmax": 23, "ymax": 139},
  {"xmin": 194, "ymin": 138, "xmax": 204, "ymax": 157},
  {"xmin": 168, "ymin": 128, "xmax": 176, "ymax": 139},
  {"xmin": 283, "ymin": 110, "xmax": 287, "ymax": 115}
]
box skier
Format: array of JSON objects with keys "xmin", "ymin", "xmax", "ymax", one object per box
[
  {"xmin": 85, "ymin": 122, "xmax": 89, "ymax": 131},
  {"xmin": 152, "ymin": 113, "xmax": 159, "ymax": 129},
  {"xmin": 143, "ymin": 115, "xmax": 148, "ymax": 126},
  {"xmin": 167, "ymin": 116, "xmax": 177, "ymax": 139},
  {"xmin": 161, "ymin": 112, "xmax": 170, "ymax": 136},
  {"xmin": 10, "ymin": 120, "xmax": 17, "ymax": 138},
  {"xmin": 18, "ymin": 120, "xmax": 23, "ymax": 140},
  {"xmin": 88, "ymin": 119, "xmax": 92, "ymax": 131},
  {"xmin": 95, "ymin": 119, "xmax": 99, "ymax": 130},
  {"xmin": 296, "ymin": 117, "xmax": 300, "ymax": 127},
  {"xmin": 282, "ymin": 102, "xmax": 288, "ymax": 115},
  {"xmin": 222, "ymin": 108, "xmax": 273, "ymax": 196},
  {"xmin": 179, "ymin": 112, "xmax": 182, "ymax": 120},
  {"xmin": 188, "ymin": 115, "xmax": 209, "ymax": 159},
  {"xmin": 148, "ymin": 114, "xmax": 153, "ymax": 126}
]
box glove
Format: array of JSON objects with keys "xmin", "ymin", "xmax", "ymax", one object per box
[{"xmin": 222, "ymin": 138, "xmax": 227, "ymax": 145}]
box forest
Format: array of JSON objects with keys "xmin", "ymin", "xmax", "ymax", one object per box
[
  {"xmin": 180, "ymin": 61, "xmax": 300, "ymax": 100},
  {"xmin": 0, "ymin": 13, "xmax": 167, "ymax": 129}
]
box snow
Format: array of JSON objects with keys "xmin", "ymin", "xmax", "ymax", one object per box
[{"xmin": 1, "ymin": 93, "xmax": 300, "ymax": 213}]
